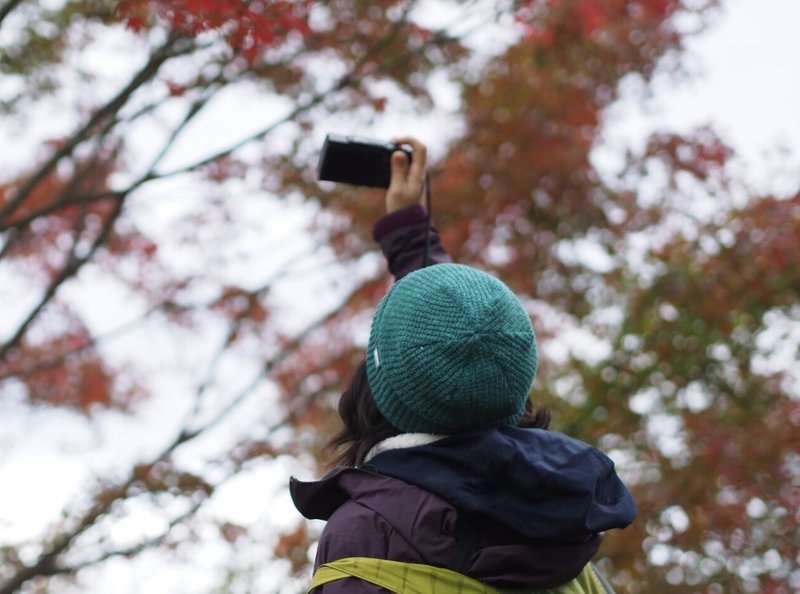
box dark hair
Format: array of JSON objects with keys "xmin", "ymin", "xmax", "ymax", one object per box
[
  {"xmin": 327, "ymin": 360, "xmax": 400, "ymax": 468},
  {"xmin": 327, "ymin": 359, "xmax": 551, "ymax": 468}
]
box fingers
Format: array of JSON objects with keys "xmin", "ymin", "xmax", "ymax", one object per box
[
  {"xmin": 390, "ymin": 149, "xmax": 409, "ymax": 174},
  {"xmin": 391, "ymin": 136, "xmax": 428, "ymax": 185},
  {"xmin": 388, "ymin": 150, "xmax": 408, "ymax": 191},
  {"xmin": 385, "ymin": 136, "xmax": 427, "ymax": 214}
]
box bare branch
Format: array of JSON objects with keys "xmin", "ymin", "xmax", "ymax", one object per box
[
  {"xmin": 0, "ymin": 32, "xmax": 194, "ymax": 227},
  {"xmin": 0, "ymin": 0, "xmax": 25, "ymax": 28},
  {"xmin": 55, "ymin": 496, "xmax": 207, "ymax": 576},
  {"xmin": 0, "ymin": 83, "xmax": 223, "ymax": 234},
  {"xmin": 137, "ymin": 87, "xmax": 219, "ymax": 182},
  {"xmin": 0, "ymin": 478, "xmax": 131, "ymax": 594},
  {"xmin": 0, "ymin": 88, "xmax": 222, "ymax": 363},
  {"xmin": 153, "ymin": 2, "xmax": 436, "ymax": 181},
  {"xmin": 0, "ymin": 12, "xmax": 459, "ymax": 234},
  {"xmin": 0, "ymin": 236, "xmax": 340, "ymax": 385},
  {"xmin": 0, "ymin": 228, "xmax": 21, "ymax": 259},
  {"xmin": 0, "ymin": 296, "xmax": 162, "ymax": 382},
  {"xmin": 0, "ymin": 197, "xmax": 125, "ymax": 362},
  {"xmin": 0, "ymin": 6, "xmax": 468, "ymax": 591},
  {"xmin": 0, "ymin": 126, "xmax": 127, "ymax": 238},
  {"xmin": 20, "ymin": 362, "xmax": 336, "ymax": 584},
  {"xmin": 0, "ymin": 279, "xmax": 363, "ymax": 592},
  {"xmin": 0, "ymin": 190, "xmax": 126, "ymax": 231}
]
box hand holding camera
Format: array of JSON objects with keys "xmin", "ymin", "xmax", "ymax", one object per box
[
  {"xmin": 317, "ymin": 133, "xmax": 434, "ymax": 266},
  {"xmin": 386, "ymin": 136, "xmax": 427, "ymax": 214},
  {"xmin": 317, "ymin": 133, "xmax": 428, "ymax": 214}
]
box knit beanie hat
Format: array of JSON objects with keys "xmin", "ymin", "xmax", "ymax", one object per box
[{"xmin": 366, "ymin": 263, "xmax": 538, "ymax": 434}]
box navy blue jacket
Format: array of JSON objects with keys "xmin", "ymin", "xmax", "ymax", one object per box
[{"xmin": 369, "ymin": 427, "xmax": 636, "ymax": 540}]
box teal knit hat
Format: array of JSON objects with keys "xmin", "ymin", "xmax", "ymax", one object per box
[{"xmin": 366, "ymin": 263, "xmax": 538, "ymax": 434}]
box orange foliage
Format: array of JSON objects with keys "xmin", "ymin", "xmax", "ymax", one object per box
[{"xmin": 274, "ymin": 522, "xmax": 312, "ymax": 575}]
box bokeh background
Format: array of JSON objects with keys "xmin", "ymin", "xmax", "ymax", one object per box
[{"xmin": 1, "ymin": 1, "xmax": 798, "ymax": 593}]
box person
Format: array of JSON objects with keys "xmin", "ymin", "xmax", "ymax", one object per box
[{"xmin": 290, "ymin": 137, "xmax": 637, "ymax": 593}]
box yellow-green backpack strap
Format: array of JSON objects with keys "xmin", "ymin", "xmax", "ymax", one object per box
[
  {"xmin": 308, "ymin": 557, "xmax": 499, "ymax": 594},
  {"xmin": 308, "ymin": 557, "xmax": 617, "ymax": 594}
]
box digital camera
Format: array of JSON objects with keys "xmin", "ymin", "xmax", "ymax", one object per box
[{"xmin": 317, "ymin": 134, "xmax": 413, "ymax": 188}]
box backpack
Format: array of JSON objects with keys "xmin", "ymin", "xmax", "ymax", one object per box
[{"xmin": 308, "ymin": 557, "xmax": 617, "ymax": 594}]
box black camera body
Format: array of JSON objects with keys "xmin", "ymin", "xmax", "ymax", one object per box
[{"xmin": 317, "ymin": 134, "xmax": 412, "ymax": 188}]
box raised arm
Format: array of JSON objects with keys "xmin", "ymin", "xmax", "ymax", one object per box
[{"xmin": 372, "ymin": 136, "xmax": 451, "ymax": 280}]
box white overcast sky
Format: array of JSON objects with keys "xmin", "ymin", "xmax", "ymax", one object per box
[{"xmin": 603, "ymin": 0, "xmax": 800, "ymax": 195}]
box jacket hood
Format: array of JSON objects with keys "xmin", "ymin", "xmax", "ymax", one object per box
[{"xmin": 367, "ymin": 426, "xmax": 636, "ymax": 539}]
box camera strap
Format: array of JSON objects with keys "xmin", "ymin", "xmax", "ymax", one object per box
[{"xmin": 423, "ymin": 172, "xmax": 432, "ymax": 267}]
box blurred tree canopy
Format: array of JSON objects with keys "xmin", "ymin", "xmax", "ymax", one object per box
[{"xmin": 0, "ymin": 0, "xmax": 798, "ymax": 593}]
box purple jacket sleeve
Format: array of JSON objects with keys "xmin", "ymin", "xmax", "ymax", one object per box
[{"xmin": 372, "ymin": 205, "xmax": 452, "ymax": 280}]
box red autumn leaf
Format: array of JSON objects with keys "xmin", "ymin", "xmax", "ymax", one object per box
[
  {"xmin": 165, "ymin": 80, "xmax": 186, "ymax": 96},
  {"xmin": 576, "ymin": 0, "xmax": 608, "ymax": 35},
  {"xmin": 372, "ymin": 96, "xmax": 388, "ymax": 112}
]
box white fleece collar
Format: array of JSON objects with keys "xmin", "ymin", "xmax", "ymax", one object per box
[{"xmin": 363, "ymin": 433, "xmax": 444, "ymax": 465}]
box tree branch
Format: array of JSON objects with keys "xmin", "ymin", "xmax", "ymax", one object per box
[
  {"xmin": 0, "ymin": 228, "xmax": 21, "ymax": 259},
  {"xmin": 0, "ymin": 0, "xmax": 25, "ymax": 28},
  {"xmin": 0, "ymin": 32, "xmax": 193, "ymax": 227},
  {"xmin": 0, "ymin": 82, "xmax": 224, "ymax": 364},
  {"xmin": 0, "ymin": 267, "xmax": 367, "ymax": 593},
  {"xmin": 0, "ymin": 477, "xmax": 131, "ymax": 594},
  {"xmin": 0, "ymin": 197, "xmax": 126, "ymax": 363},
  {"xmin": 0, "ymin": 236, "xmax": 338, "ymax": 384},
  {"xmin": 0, "ymin": 7, "xmax": 467, "ymax": 591},
  {"xmin": 0, "ymin": 12, "xmax": 458, "ymax": 233},
  {"xmin": 0, "ymin": 87, "xmax": 216, "ymax": 232},
  {"xmin": 152, "ymin": 2, "xmax": 433, "ymax": 181},
  {"xmin": 53, "ymin": 496, "xmax": 208, "ymax": 576}
]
